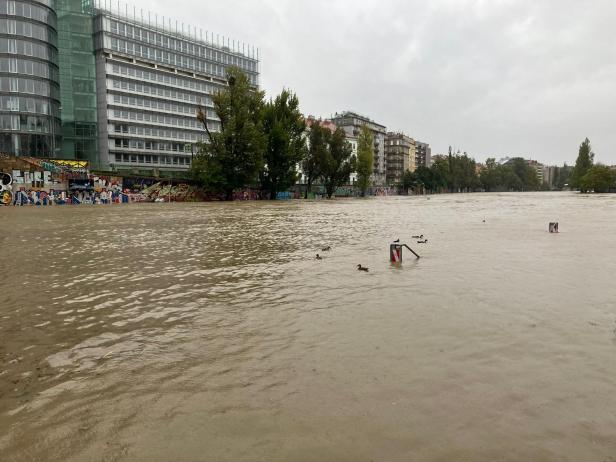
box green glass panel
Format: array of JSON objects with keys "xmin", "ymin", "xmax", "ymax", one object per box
[{"xmin": 57, "ymin": 0, "xmax": 98, "ymax": 165}]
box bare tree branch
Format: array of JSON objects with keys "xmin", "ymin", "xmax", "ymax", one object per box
[{"xmin": 197, "ymin": 99, "xmax": 213, "ymax": 143}]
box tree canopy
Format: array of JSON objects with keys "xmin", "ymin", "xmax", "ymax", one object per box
[
  {"xmin": 302, "ymin": 121, "xmax": 328, "ymax": 198},
  {"xmin": 479, "ymin": 157, "xmax": 540, "ymax": 192},
  {"xmin": 579, "ymin": 165, "xmax": 615, "ymax": 193},
  {"xmin": 570, "ymin": 137, "xmax": 594, "ymax": 191},
  {"xmin": 402, "ymin": 165, "xmax": 445, "ymax": 193},
  {"xmin": 320, "ymin": 127, "xmax": 356, "ymax": 198},
  {"xmin": 192, "ymin": 67, "xmax": 266, "ymax": 200},
  {"xmin": 446, "ymin": 153, "xmax": 480, "ymax": 192},
  {"xmin": 191, "ymin": 70, "xmax": 599, "ymax": 200},
  {"xmin": 552, "ymin": 164, "xmax": 573, "ymax": 190},
  {"xmin": 260, "ymin": 90, "xmax": 306, "ymax": 199},
  {"xmin": 356, "ymin": 125, "xmax": 374, "ymax": 196}
]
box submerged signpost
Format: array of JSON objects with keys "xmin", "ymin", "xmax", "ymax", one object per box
[{"xmin": 390, "ymin": 242, "xmax": 421, "ymax": 263}]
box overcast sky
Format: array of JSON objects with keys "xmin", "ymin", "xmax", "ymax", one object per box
[{"xmin": 128, "ymin": 0, "xmax": 616, "ymax": 165}]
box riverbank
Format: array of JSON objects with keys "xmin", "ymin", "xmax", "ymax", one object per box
[{"xmin": 3, "ymin": 187, "xmax": 599, "ymax": 208}]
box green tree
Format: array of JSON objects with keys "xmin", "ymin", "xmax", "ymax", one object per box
[
  {"xmin": 579, "ymin": 165, "xmax": 615, "ymax": 193},
  {"xmin": 430, "ymin": 166, "xmax": 448, "ymax": 191},
  {"xmin": 260, "ymin": 90, "xmax": 306, "ymax": 199},
  {"xmin": 356, "ymin": 125, "xmax": 374, "ymax": 196},
  {"xmin": 570, "ymin": 137, "xmax": 594, "ymax": 191},
  {"xmin": 413, "ymin": 165, "xmax": 444, "ymax": 193},
  {"xmin": 450, "ymin": 153, "xmax": 479, "ymax": 192},
  {"xmin": 485, "ymin": 157, "xmax": 497, "ymax": 169},
  {"xmin": 480, "ymin": 158, "xmax": 502, "ymax": 192},
  {"xmin": 302, "ymin": 121, "xmax": 328, "ymax": 198},
  {"xmin": 401, "ymin": 170, "xmax": 418, "ymax": 192},
  {"xmin": 525, "ymin": 167, "xmax": 540, "ymax": 190},
  {"xmin": 478, "ymin": 158, "xmax": 541, "ymax": 192},
  {"xmin": 320, "ymin": 127, "xmax": 355, "ymax": 198},
  {"xmin": 509, "ymin": 157, "xmax": 539, "ymax": 191},
  {"xmin": 430, "ymin": 158, "xmax": 450, "ymax": 192},
  {"xmin": 553, "ymin": 163, "xmax": 573, "ymax": 190},
  {"xmin": 192, "ymin": 67, "xmax": 266, "ymax": 200}
]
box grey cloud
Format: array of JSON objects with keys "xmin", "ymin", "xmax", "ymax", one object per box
[{"xmin": 131, "ymin": 0, "xmax": 616, "ymax": 164}]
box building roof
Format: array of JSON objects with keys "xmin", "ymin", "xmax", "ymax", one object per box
[
  {"xmin": 93, "ymin": 4, "xmax": 259, "ymax": 62},
  {"xmin": 385, "ymin": 132, "xmax": 414, "ymax": 144},
  {"xmin": 305, "ymin": 116, "xmax": 337, "ymax": 133},
  {"xmin": 331, "ymin": 111, "xmax": 386, "ymax": 131}
]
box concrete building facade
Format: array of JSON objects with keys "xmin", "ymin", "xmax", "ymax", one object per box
[
  {"xmin": 331, "ymin": 111, "xmax": 386, "ymax": 186},
  {"xmin": 385, "ymin": 132, "xmax": 415, "ymax": 185},
  {"xmin": 92, "ymin": 6, "xmax": 259, "ymax": 176},
  {"xmin": 415, "ymin": 140, "xmax": 431, "ymax": 168},
  {"xmin": 542, "ymin": 165, "xmax": 558, "ymax": 188},
  {"xmin": 0, "ymin": 0, "xmax": 259, "ymax": 178},
  {"xmin": 527, "ymin": 159, "xmax": 544, "ymax": 183}
]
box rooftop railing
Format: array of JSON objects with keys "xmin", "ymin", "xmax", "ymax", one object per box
[{"xmin": 90, "ymin": 0, "xmax": 259, "ymax": 61}]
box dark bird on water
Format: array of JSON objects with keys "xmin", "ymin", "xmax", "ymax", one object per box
[
  {"xmin": 316, "ymin": 254, "xmax": 322, "ymax": 260},
  {"xmin": 417, "ymin": 239, "xmax": 428, "ymax": 244},
  {"xmin": 393, "ymin": 238, "xmax": 400, "ymax": 243},
  {"xmin": 412, "ymin": 234, "xmax": 424, "ymax": 239},
  {"xmin": 321, "ymin": 246, "xmax": 331, "ymax": 251},
  {"xmin": 357, "ymin": 264, "xmax": 369, "ymax": 272}
]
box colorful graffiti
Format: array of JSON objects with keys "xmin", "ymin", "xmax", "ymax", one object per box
[
  {"xmin": 1, "ymin": 172, "xmax": 12, "ymax": 205},
  {"xmin": 47, "ymin": 159, "xmax": 88, "ymax": 169},
  {"xmin": 1, "ymin": 189, "xmax": 11, "ymax": 205},
  {"xmin": 18, "ymin": 157, "xmax": 89, "ymax": 177}
]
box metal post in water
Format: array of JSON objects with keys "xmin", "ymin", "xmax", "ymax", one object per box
[
  {"xmin": 390, "ymin": 243, "xmax": 402, "ymax": 263},
  {"xmin": 390, "ymin": 242, "xmax": 420, "ymax": 263},
  {"xmin": 403, "ymin": 244, "xmax": 421, "ymax": 259}
]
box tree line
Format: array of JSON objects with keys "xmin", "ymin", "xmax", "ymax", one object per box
[
  {"xmin": 192, "ymin": 67, "xmax": 614, "ymax": 198},
  {"xmin": 401, "ymin": 153, "xmax": 544, "ymax": 193},
  {"xmin": 401, "ymin": 139, "xmax": 614, "ymax": 194},
  {"xmin": 191, "ymin": 67, "xmax": 377, "ymax": 199},
  {"xmin": 569, "ymin": 138, "xmax": 615, "ymax": 193}
]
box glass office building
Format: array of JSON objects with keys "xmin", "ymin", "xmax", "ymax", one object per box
[
  {"xmin": 57, "ymin": 0, "xmax": 98, "ymax": 165},
  {"xmin": 0, "ymin": 0, "xmax": 61, "ymax": 156},
  {"xmin": 92, "ymin": 6, "xmax": 259, "ymax": 175},
  {"xmin": 0, "ymin": 0, "xmax": 260, "ymax": 175}
]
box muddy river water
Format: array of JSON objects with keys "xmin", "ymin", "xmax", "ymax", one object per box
[{"xmin": 1, "ymin": 193, "xmax": 616, "ymax": 461}]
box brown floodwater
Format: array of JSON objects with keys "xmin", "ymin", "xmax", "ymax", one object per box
[{"xmin": 1, "ymin": 193, "xmax": 616, "ymax": 461}]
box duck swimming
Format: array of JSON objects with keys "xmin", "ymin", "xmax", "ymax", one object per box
[
  {"xmin": 393, "ymin": 238, "xmax": 400, "ymax": 243},
  {"xmin": 357, "ymin": 264, "xmax": 369, "ymax": 272},
  {"xmin": 417, "ymin": 239, "xmax": 428, "ymax": 244},
  {"xmin": 321, "ymin": 246, "xmax": 331, "ymax": 251},
  {"xmin": 412, "ymin": 234, "xmax": 424, "ymax": 239},
  {"xmin": 316, "ymin": 254, "xmax": 322, "ymax": 260}
]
